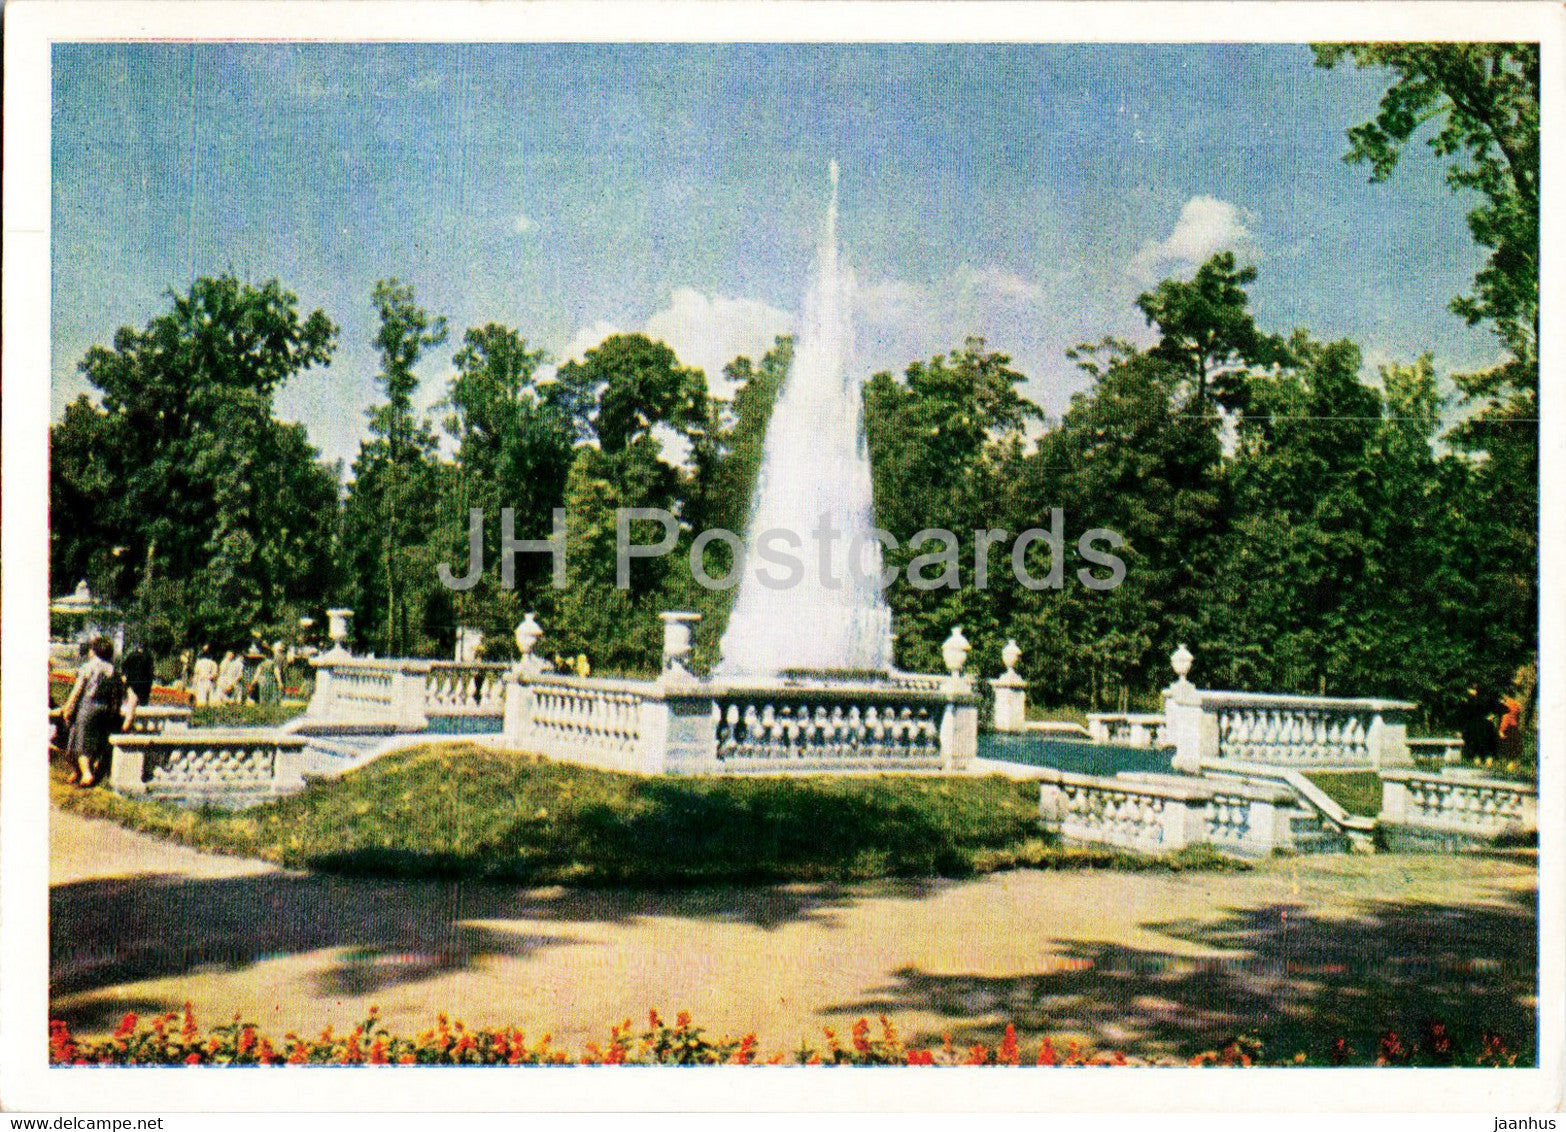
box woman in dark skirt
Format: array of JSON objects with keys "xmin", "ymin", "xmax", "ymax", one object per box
[{"xmin": 61, "ymin": 636, "xmax": 125, "ymax": 787}]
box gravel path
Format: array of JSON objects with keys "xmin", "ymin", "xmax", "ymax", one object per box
[{"xmin": 51, "ymin": 806, "xmax": 1537, "ymax": 1060}]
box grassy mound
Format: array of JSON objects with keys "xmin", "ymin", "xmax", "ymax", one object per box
[{"xmin": 53, "ymin": 743, "xmax": 1245, "ymax": 884}]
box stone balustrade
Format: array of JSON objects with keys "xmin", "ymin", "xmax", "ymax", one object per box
[
  {"xmin": 1195, "ymin": 759, "xmax": 1375, "ymax": 852},
  {"xmin": 515, "ymin": 674, "xmax": 656, "ymax": 771},
  {"xmin": 306, "ymin": 657, "xmax": 424, "ymax": 727},
  {"xmin": 306, "ymin": 655, "xmax": 509, "ymax": 730},
  {"xmin": 1406, "ymin": 737, "xmax": 1465, "ymax": 765},
  {"xmin": 110, "ymin": 729, "xmax": 307, "ymax": 807},
  {"xmin": 502, "ymin": 671, "xmax": 977, "ymax": 775},
  {"xmin": 1037, "ymin": 768, "xmax": 1297, "ymax": 858},
  {"xmin": 124, "ymin": 704, "xmax": 192, "ymax": 734},
  {"xmin": 710, "ymin": 686, "xmax": 949, "ymax": 772},
  {"xmin": 887, "ymin": 670, "xmax": 948, "ymax": 692},
  {"xmin": 1379, "ymin": 768, "xmax": 1537, "ymax": 849},
  {"xmin": 424, "ymin": 662, "xmax": 508, "ymax": 716},
  {"xmin": 1165, "ymin": 685, "xmax": 1414, "ymax": 771},
  {"xmin": 1085, "ymin": 712, "xmax": 1169, "ymax": 748}
]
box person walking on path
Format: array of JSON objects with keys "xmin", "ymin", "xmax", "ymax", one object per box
[
  {"xmin": 119, "ymin": 641, "xmax": 154, "ymax": 729},
  {"xmin": 214, "ymin": 650, "xmax": 244, "ymax": 704},
  {"xmin": 60, "ymin": 636, "xmax": 125, "ymax": 788},
  {"xmin": 192, "ymin": 646, "xmax": 218, "ymax": 707},
  {"xmin": 250, "ymin": 644, "xmax": 283, "ymax": 706}
]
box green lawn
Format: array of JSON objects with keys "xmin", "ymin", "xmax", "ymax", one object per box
[
  {"xmin": 52, "ymin": 743, "xmax": 1244, "ymax": 884},
  {"xmin": 190, "ymin": 702, "xmax": 305, "ymax": 728},
  {"xmin": 1303, "ymin": 771, "xmax": 1383, "ymax": 818}
]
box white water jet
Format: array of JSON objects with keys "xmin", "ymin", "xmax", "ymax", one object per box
[{"xmin": 717, "ymin": 161, "xmax": 893, "ymax": 678}]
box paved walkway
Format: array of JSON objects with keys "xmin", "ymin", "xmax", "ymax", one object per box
[{"xmin": 51, "ymin": 807, "xmax": 1537, "ymax": 1060}]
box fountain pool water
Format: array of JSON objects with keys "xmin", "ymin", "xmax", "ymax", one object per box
[{"xmin": 717, "ymin": 162, "xmax": 893, "ymax": 679}]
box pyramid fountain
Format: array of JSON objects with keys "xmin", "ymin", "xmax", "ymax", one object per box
[
  {"xmin": 717, "ymin": 160, "xmax": 892, "ymax": 679},
  {"xmin": 493, "ymin": 162, "xmax": 979, "ymax": 774}
]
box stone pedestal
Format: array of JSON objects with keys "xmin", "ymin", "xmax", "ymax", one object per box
[
  {"xmin": 109, "ymin": 746, "xmax": 147, "ymax": 796},
  {"xmin": 990, "ymin": 673, "xmax": 1027, "ymax": 733},
  {"xmin": 1367, "ymin": 713, "xmax": 1414, "ymax": 768},
  {"xmin": 1164, "ymin": 680, "xmax": 1212, "ymax": 774}
]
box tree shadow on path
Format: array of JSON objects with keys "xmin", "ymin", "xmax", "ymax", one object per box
[
  {"xmin": 50, "ymin": 868, "xmax": 940, "ymax": 1027},
  {"xmin": 828, "ymin": 888, "xmax": 1537, "ymax": 1062}
]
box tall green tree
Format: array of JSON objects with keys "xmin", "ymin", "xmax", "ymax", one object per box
[
  {"xmin": 438, "ymin": 323, "xmax": 573, "ymax": 651},
  {"xmin": 1313, "ymin": 44, "xmax": 1538, "ymax": 369},
  {"xmin": 1134, "ymin": 251, "xmax": 1277, "ymax": 412},
  {"xmin": 549, "ymin": 334, "xmax": 711, "ymax": 673},
  {"xmin": 53, "ymin": 275, "xmax": 340, "ymax": 646},
  {"xmin": 864, "ymin": 338, "xmax": 1040, "ymax": 675},
  {"xmin": 1022, "ymin": 339, "xmax": 1226, "ymax": 706},
  {"xmin": 342, "ymin": 280, "xmax": 449, "ymax": 656},
  {"xmin": 1314, "ymin": 42, "xmax": 1539, "ymax": 717}
]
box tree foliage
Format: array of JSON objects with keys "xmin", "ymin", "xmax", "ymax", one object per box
[
  {"xmin": 53, "ymin": 275, "xmax": 340, "ymax": 647},
  {"xmin": 341, "ymin": 280, "xmax": 449, "ymax": 656}
]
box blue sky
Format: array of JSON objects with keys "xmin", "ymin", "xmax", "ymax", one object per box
[{"xmin": 52, "ymin": 42, "xmax": 1496, "ymax": 471}]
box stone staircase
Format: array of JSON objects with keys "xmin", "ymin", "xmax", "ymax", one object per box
[{"xmin": 1284, "ymin": 805, "xmax": 1355, "ymax": 855}]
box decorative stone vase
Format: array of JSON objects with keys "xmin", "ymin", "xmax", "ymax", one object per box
[
  {"xmin": 514, "ymin": 613, "xmax": 543, "ymax": 662},
  {"xmin": 660, "ymin": 611, "xmax": 700, "ymax": 675},
  {"xmin": 1001, "ymin": 638, "xmax": 1022, "ymax": 677},
  {"xmin": 325, "ymin": 609, "xmax": 354, "ymax": 657},
  {"xmin": 1171, "ymin": 643, "xmax": 1194, "ymax": 681},
  {"xmin": 941, "ymin": 626, "xmax": 971, "ymax": 677}
]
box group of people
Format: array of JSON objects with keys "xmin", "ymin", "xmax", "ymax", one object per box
[
  {"xmin": 54, "ymin": 637, "xmax": 294, "ymax": 788},
  {"xmin": 55, "ymin": 636, "xmax": 152, "ymax": 788},
  {"xmin": 186, "ymin": 643, "xmax": 287, "ymax": 707}
]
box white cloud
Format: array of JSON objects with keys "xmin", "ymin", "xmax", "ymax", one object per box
[
  {"xmin": 856, "ymin": 278, "xmax": 933, "ymax": 328},
  {"xmin": 954, "ymin": 265, "xmax": 1046, "ymax": 305},
  {"xmin": 559, "ymin": 319, "xmax": 622, "ymax": 366},
  {"xmin": 511, "ymin": 212, "xmax": 538, "ymax": 236},
  {"xmin": 858, "ymin": 264, "xmax": 1048, "ymax": 332},
  {"xmin": 643, "ymin": 288, "xmax": 796, "ymax": 396},
  {"xmin": 1128, "ymin": 196, "xmax": 1258, "ymax": 283},
  {"xmin": 559, "ymin": 291, "xmax": 795, "ymax": 399}
]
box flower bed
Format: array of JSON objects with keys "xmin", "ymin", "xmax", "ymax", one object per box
[{"xmin": 49, "ymin": 1007, "xmax": 1524, "ymax": 1068}]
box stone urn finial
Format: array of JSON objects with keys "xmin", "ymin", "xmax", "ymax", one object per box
[
  {"xmin": 660, "ymin": 611, "xmax": 700, "ymax": 677},
  {"xmin": 515, "ymin": 613, "xmax": 543, "ymax": 659},
  {"xmin": 1171, "ymin": 643, "xmax": 1194, "ymax": 681},
  {"xmin": 1001, "ymin": 639, "xmax": 1022, "ymax": 678},
  {"xmin": 942, "ymin": 626, "xmax": 971, "ymax": 678},
  {"xmin": 325, "ymin": 608, "xmax": 354, "ymax": 657}
]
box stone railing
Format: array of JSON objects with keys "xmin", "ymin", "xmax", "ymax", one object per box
[
  {"xmin": 1379, "ymin": 768, "xmax": 1537, "ymax": 848},
  {"xmin": 514, "ymin": 674, "xmax": 656, "ymax": 771},
  {"xmin": 109, "ymin": 730, "xmax": 307, "ymax": 807},
  {"xmin": 710, "ymin": 685, "xmax": 948, "ymax": 772},
  {"xmin": 502, "ymin": 671, "xmax": 977, "ymax": 776},
  {"xmin": 424, "ymin": 662, "xmax": 508, "ymax": 716},
  {"xmin": 1164, "ymin": 684, "xmax": 1414, "ymax": 771},
  {"xmin": 1196, "ymin": 760, "xmax": 1376, "ymax": 852},
  {"xmin": 124, "ymin": 704, "xmax": 193, "ymax": 734},
  {"xmin": 306, "ymin": 656, "xmax": 423, "ymax": 726},
  {"xmin": 1037, "ymin": 768, "xmax": 1297, "ymax": 858},
  {"xmin": 1085, "ymin": 712, "xmax": 1168, "ymax": 748},
  {"xmin": 307, "ymin": 655, "xmax": 512, "ymax": 728},
  {"xmin": 886, "ymin": 670, "xmax": 948, "ymax": 692},
  {"xmin": 1407, "ymin": 737, "xmax": 1465, "ymax": 766}
]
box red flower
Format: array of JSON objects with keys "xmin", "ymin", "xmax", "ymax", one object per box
[
  {"xmin": 998, "ymin": 1024, "xmax": 1020, "ymax": 1066},
  {"xmin": 851, "ymin": 1019, "xmax": 872, "ymax": 1055}
]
